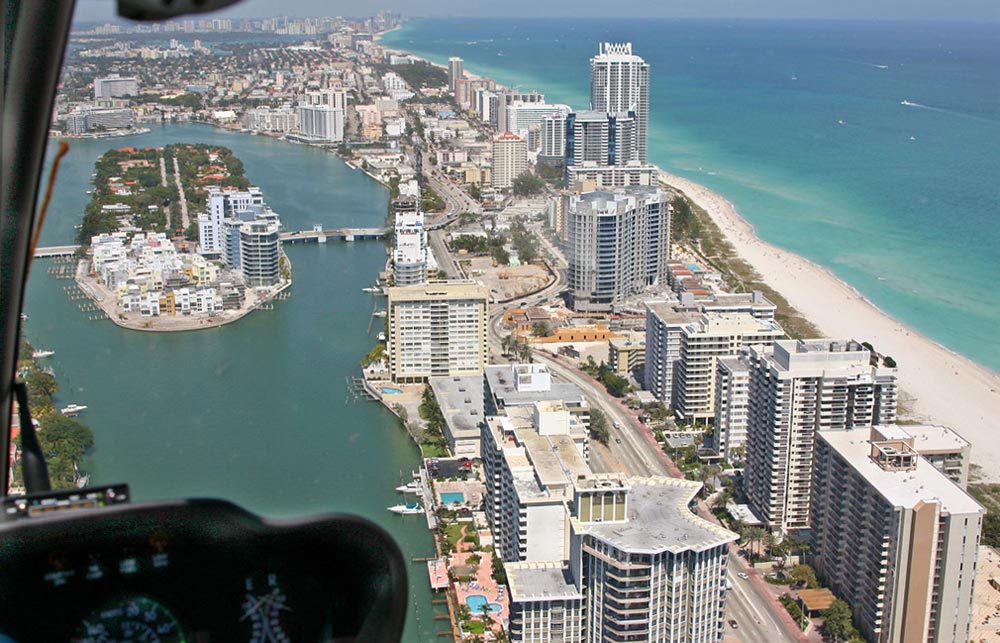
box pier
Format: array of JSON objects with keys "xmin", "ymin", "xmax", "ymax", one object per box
[{"xmin": 33, "ymin": 245, "xmax": 80, "ymax": 258}]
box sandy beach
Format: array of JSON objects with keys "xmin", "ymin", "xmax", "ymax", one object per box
[{"xmin": 660, "ymin": 170, "xmax": 1000, "ymax": 481}]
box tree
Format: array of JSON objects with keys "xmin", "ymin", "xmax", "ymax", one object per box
[
  {"xmin": 822, "ymin": 599, "xmax": 859, "ymax": 642},
  {"xmin": 589, "ymin": 408, "xmax": 610, "ymax": 445},
  {"xmin": 790, "ymin": 563, "xmax": 819, "ymax": 589},
  {"xmin": 711, "ymin": 489, "xmax": 732, "ymax": 512},
  {"xmin": 511, "ymin": 171, "xmax": 545, "ymax": 197},
  {"xmin": 531, "ymin": 322, "xmax": 548, "ymax": 337}
]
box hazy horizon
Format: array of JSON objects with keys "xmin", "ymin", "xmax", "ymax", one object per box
[{"xmin": 73, "ymin": 0, "xmax": 1000, "ymax": 25}]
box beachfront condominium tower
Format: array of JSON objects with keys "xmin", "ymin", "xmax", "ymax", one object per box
[
  {"xmin": 448, "ymin": 56, "xmax": 464, "ymax": 93},
  {"xmin": 491, "ymin": 132, "xmax": 528, "ymax": 189},
  {"xmin": 386, "ymin": 281, "xmax": 488, "ymax": 383},
  {"xmin": 238, "ymin": 219, "xmax": 281, "ymax": 287},
  {"xmin": 590, "ymin": 42, "xmax": 649, "ymax": 162},
  {"xmin": 744, "ymin": 339, "xmax": 898, "ymax": 532},
  {"xmin": 296, "ymin": 104, "xmax": 345, "ymax": 143},
  {"xmin": 567, "ymin": 188, "xmax": 670, "ymax": 312},
  {"xmin": 811, "ymin": 427, "xmax": 982, "ymax": 643}
]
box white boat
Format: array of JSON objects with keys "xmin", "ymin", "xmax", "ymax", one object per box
[
  {"xmin": 362, "ymin": 286, "xmax": 381, "ymax": 293},
  {"xmin": 396, "ymin": 481, "xmax": 421, "ymax": 494},
  {"xmin": 387, "ymin": 503, "xmax": 423, "ymax": 515},
  {"xmin": 377, "ymin": 332, "xmax": 387, "ymax": 342},
  {"xmin": 372, "ymin": 310, "xmax": 387, "ymax": 318},
  {"xmin": 32, "ymin": 350, "xmax": 55, "ymax": 358},
  {"xmin": 60, "ymin": 404, "xmax": 87, "ymax": 416}
]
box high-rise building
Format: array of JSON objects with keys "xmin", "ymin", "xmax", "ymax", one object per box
[
  {"xmin": 590, "ymin": 42, "xmax": 649, "ymax": 161},
  {"xmin": 386, "ymin": 282, "xmax": 488, "ymax": 383},
  {"xmin": 643, "ymin": 304, "xmax": 783, "ymax": 420},
  {"xmin": 540, "ymin": 113, "xmax": 568, "ymax": 163},
  {"xmin": 505, "ymin": 102, "xmax": 571, "ymax": 148},
  {"xmin": 744, "ymin": 339, "xmax": 898, "ymax": 531},
  {"xmin": 391, "ymin": 198, "xmax": 428, "ymax": 286},
  {"xmin": 93, "ymin": 75, "xmax": 139, "ymax": 98},
  {"xmin": 238, "ymin": 220, "xmax": 281, "ymax": 287},
  {"xmin": 711, "ymin": 353, "xmax": 752, "ymax": 462},
  {"xmin": 491, "ymin": 132, "xmax": 528, "ymax": 189},
  {"xmin": 448, "ymin": 56, "xmax": 464, "ymax": 93},
  {"xmin": 198, "ymin": 187, "xmax": 265, "ymax": 255},
  {"xmin": 481, "ymin": 409, "xmax": 738, "ymax": 643},
  {"xmin": 496, "ymin": 91, "xmax": 545, "ymax": 133},
  {"xmin": 567, "ymin": 188, "xmax": 671, "ymax": 312},
  {"xmin": 296, "ymin": 104, "xmax": 344, "ymax": 142},
  {"xmin": 811, "ymin": 427, "xmax": 983, "ymax": 643},
  {"xmin": 565, "ymin": 110, "xmax": 639, "ymax": 169}
]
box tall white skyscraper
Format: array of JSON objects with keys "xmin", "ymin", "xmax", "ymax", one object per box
[
  {"xmin": 590, "ymin": 43, "xmax": 649, "ymax": 162},
  {"xmin": 296, "ymin": 104, "xmax": 344, "ymax": 142}
]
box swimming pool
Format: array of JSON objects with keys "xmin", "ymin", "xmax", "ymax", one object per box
[
  {"xmin": 440, "ymin": 492, "xmax": 465, "ymax": 505},
  {"xmin": 380, "ymin": 386, "xmax": 403, "ymax": 395},
  {"xmin": 466, "ymin": 594, "xmax": 502, "ymax": 614}
]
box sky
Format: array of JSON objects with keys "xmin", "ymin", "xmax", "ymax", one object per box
[{"xmin": 76, "ymin": 0, "xmax": 1000, "ymax": 24}]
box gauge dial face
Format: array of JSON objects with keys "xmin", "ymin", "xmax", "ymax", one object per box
[
  {"xmin": 73, "ymin": 595, "xmax": 186, "ymax": 643},
  {"xmin": 241, "ymin": 573, "xmax": 292, "ymax": 643}
]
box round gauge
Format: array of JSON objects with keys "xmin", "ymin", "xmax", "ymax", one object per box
[
  {"xmin": 241, "ymin": 573, "xmax": 292, "ymax": 643},
  {"xmin": 72, "ymin": 595, "xmax": 186, "ymax": 643}
]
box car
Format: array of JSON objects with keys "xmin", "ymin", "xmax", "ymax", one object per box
[
  {"xmin": 615, "ymin": 438, "xmax": 622, "ymax": 444},
  {"xmin": 737, "ymin": 572, "xmax": 749, "ymax": 580},
  {"xmin": 613, "ymin": 421, "xmax": 622, "ymax": 429},
  {"xmin": 729, "ymin": 619, "xmax": 739, "ymax": 629}
]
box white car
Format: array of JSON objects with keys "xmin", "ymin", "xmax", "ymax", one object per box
[{"xmin": 737, "ymin": 572, "xmax": 749, "ymax": 580}]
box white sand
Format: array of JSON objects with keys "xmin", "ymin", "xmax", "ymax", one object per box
[{"xmin": 660, "ymin": 171, "xmax": 1000, "ymax": 482}]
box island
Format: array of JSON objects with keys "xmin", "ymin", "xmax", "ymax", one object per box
[{"xmin": 75, "ymin": 144, "xmax": 291, "ymax": 331}]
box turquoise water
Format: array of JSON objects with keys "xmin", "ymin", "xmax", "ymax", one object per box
[
  {"xmin": 441, "ymin": 492, "xmax": 465, "ymax": 504},
  {"xmin": 382, "ymin": 386, "xmax": 404, "ymax": 395},
  {"xmin": 25, "ymin": 123, "xmax": 441, "ymax": 641},
  {"xmin": 383, "ymin": 19, "xmax": 1000, "ymax": 373},
  {"xmin": 466, "ymin": 594, "xmax": 503, "ymax": 614}
]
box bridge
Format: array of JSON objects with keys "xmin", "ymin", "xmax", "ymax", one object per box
[
  {"xmin": 280, "ymin": 227, "xmax": 386, "ymax": 243},
  {"xmin": 32, "ymin": 228, "xmax": 386, "ymax": 258},
  {"xmin": 33, "ymin": 245, "xmax": 80, "ymax": 258}
]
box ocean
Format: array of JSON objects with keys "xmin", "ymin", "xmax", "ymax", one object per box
[{"xmin": 382, "ymin": 18, "xmax": 1000, "ymax": 373}]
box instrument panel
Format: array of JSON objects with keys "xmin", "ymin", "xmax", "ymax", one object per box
[{"xmin": 0, "ymin": 499, "xmax": 407, "ymax": 642}]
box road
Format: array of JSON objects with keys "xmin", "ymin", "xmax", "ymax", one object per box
[
  {"xmin": 428, "ymin": 229, "xmax": 464, "ymax": 279},
  {"xmin": 171, "ymin": 155, "xmax": 190, "ymax": 231}
]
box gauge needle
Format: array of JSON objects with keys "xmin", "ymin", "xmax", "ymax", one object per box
[{"xmin": 240, "ymin": 589, "xmax": 292, "ymax": 621}]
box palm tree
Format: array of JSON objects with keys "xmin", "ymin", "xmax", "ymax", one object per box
[{"xmin": 712, "ymin": 489, "xmax": 732, "ymax": 512}]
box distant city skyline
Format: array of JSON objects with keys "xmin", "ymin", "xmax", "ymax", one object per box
[{"xmin": 73, "ymin": 0, "xmax": 999, "ymax": 24}]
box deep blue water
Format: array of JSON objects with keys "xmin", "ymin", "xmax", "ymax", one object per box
[{"xmin": 383, "ymin": 18, "xmax": 1000, "ymax": 372}]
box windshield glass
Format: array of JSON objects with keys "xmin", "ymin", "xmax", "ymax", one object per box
[{"xmin": 11, "ymin": 2, "xmax": 1000, "ymax": 643}]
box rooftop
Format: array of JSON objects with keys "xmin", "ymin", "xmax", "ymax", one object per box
[
  {"xmin": 485, "ymin": 365, "xmax": 585, "ymax": 407},
  {"xmin": 574, "ymin": 477, "xmax": 737, "ymax": 554},
  {"xmin": 387, "ymin": 280, "xmax": 487, "ymax": 302},
  {"xmin": 818, "ymin": 430, "xmax": 983, "ymax": 515},
  {"xmin": 506, "ymin": 561, "xmax": 582, "ymax": 602},
  {"xmin": 428, "ymin": 375, "xmax": 484, "ymax": 440},
  {"xmin": 873, "ymin": 424, "xmax": 970, "ymax": 455}
]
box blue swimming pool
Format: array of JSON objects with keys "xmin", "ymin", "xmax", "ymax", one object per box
[
  {"xmin": 466, "ymin": 594, "xmax": 502, "ymax": 614},
  {"xmin": 440, "ymin": 492, "xmax": 465, "ymax": 504},
  {"xmin": 380, "ymin": 386, "xmax": 403, "ymax": 395}
]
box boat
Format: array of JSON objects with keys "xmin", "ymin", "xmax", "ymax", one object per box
[
  {"xmin": 377, "ymin": 332, "xmax": 386, "ymax": 342},
  {"xmin": 387, "ymin": 503, "xmax": 423, "ymax": 515},
  {"xmin": 396, "ymin": 481, "xmax": 421, "ymax": 494},
  {"xmin": 60, "ymin": 404, "xmax": 87, "ymax": 416},
  {"xmin": 19, "ymin": 313, "xmax": 28, "ymax": 321},
  {"xmin": 31, "ymin": 350, "xmax": 55, "ymax": 358},
  {"xmin": 362, "ymin": 286, "xmax": 381, "ymax": 293},
  {"xmin": 372, "ymin": 310, "xmax": 387, "ymax": 318}
]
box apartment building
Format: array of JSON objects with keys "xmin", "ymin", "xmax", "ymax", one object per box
[
  {"xmin": 491, "ymin": 132, "xmax": 528, "ymax": 189},
  {"xmin": 385, "ymin": 281, "xmax": 488, "ymax": 383},
  {"xmin": 711, "ymin": 353, "xmax": 752, "ymax": 462},
  {"xmin": 811, "ymin": 427, "xmax": 983, "ymax": 643},
  {"xmin": 567, "ymin": 188, "xmax": 670, "ymax": 312},
  {"xmin": 644, "ymin": 302, "xmax": 782, "ymax": 420},
  {"xmin": 590, "ymin": 42, "xmax": 649, "ymax": 161},
  {"xmin": 744, "ymin": 339, "xmax": 898, "ymax": 531},
  {"xmin": 391, "ymin": 197, "xmax": 429, "ymax": 286}
]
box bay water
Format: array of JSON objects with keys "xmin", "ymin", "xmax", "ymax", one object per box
[{"xmin": 24, "ymin": 123, "xmax": 441, "ymax": 641}]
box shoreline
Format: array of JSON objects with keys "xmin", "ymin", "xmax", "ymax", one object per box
[
  {"xmin": 376, "ymin": 41, "xmax": 1000, "ymax": 479},
  {"xmin": 659, "ymin": 170, "xmax": 1000, "ymax": 480}
]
